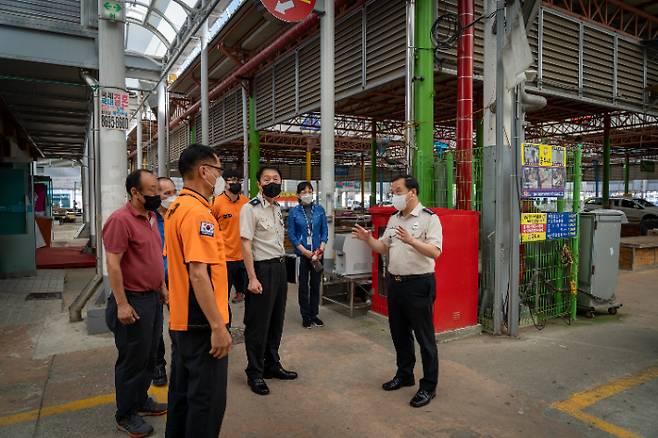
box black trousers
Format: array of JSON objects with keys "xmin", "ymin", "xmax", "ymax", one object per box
[
  {"xmin": 297, "ymin": 256, "xmax": 322, "ymax": 321},
  {"xmin": 226, "ymin": 260, "xmax": 247, "ymax": 327},
  {"xmin": 227, "ymin": 260, "xmax": 247, "ymax": 295},
  {"xmin": 387, "ymin": 275, "xmax": 439, "ymax": 392},
  {"xmin": 165, "ymin": 330, "xmax": 228, "ymax": 438},
  {"xmin": 244, "ymin": 259, "xmax": 287, "ymax": 379},
  {"xmin": 106, "ymin": 291, "xmax": 162, "ymax": 420},
  {"xmin": 156, "ymin": 303, "xmax": 166, "ymax": 367}
]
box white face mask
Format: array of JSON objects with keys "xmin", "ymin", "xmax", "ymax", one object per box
[
  {"xmin": 214, "ymin": 175, "xmax": 225, "ymax": 196},
  {"xmin": 300, "ymin": 193, "xmax": 314, "ymax": 205},
  {"xmin": 391, "ymin": 193, "xmax": 408, "ymax": 211},
  {"xmin": 161, "ymin": 195, "xmax": 177, "ymax": 209}
]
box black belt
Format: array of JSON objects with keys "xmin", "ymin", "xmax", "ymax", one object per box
[
  {"xmin": 125, "ymin": 289, "xmax": 158, "ymax": 294},
  {"xmin": 388, "ymin": 273, "xmax": 434, "ymax": 282},
  {"xmin": 256, "ymin": 256, "xmax": 286, "ymax": 264}
]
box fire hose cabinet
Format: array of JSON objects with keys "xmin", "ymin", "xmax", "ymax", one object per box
[{"xmin": 369, "ymin": 207, "xmax": 479, "ymax": 334}]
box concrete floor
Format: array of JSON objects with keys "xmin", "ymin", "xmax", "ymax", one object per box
[{"xmin": 0, "ymin": 222, "xmax": 657, "ymax": 438}]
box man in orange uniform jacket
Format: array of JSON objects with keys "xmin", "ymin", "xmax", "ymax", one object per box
[{"xmin": 212, "ymin": 168, "xmax": 249, "ymax": 311}]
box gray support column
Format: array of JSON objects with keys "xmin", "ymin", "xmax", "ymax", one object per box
[
  {"xmin": 92, "ymin": 87, "xmax": 101, "ymax": 260},
  {"xmin": 81, "ymin": 137, "xmax": 91, "ymax": 237},
  {"xmin": 200, "ymin": 0, "xmax": 210, "ymax": 145},
  {"xmin": 493, "ymin": 0, "xmax": 510, "ymax": 335},
  {"xmin": 98, "ymin": 0, "xmax": 127, "ymax": 277},
  {"xmin": 508, "ymin": 83, "xmax": 522, "ymax": 336},
  {"xmin": 157, "ymin": 80, "xmax": 167, "ymax": 176},
  {"xmin": 482, "ymin": 0, "xmax": 513, "ymax": 335},
  {"xmin": 320, "ymin": 0, "xmax": 335, "ymax": 266},
  {"xmin": 242, "ymin": 84, "xmax": 249, "ymax": 196},
  {"xmin": 81, "ymin": 138, "xmax": 89, "ymax": 224},
  {"xmin": 136, "ymin": 91, "xmax": 143, "ymax": 168}
]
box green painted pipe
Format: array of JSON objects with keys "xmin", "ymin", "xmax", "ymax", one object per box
[
  {"xmin": 571, "ymin": 143, "xmax": 583, "ymax": 321},
  {"xmin": 555, "ymin": 189, "xmax": 566, "ymax": 313},
  {"xmin": 248, "ymin": 95, "xmax": 260, "ymax": 197},
  {"xmin": 413, "ymin": 0, "xmax": 436, "ymax": 206},
  {"xmin": 473, "ymin": 119, "xmax": 483, "ymax": 211},
  {"xmin": 445, "ymin": 151, "xmax": 455, "ymax": 209}
]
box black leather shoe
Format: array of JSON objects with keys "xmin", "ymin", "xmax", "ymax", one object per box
[
  {"xmin": 263, "ymin": 365, "xmax": 298, "ymax": 380},
  {"xmin": 382, "ymin": 377, "xmax": 415, "ymax": 391},
  {"xmin": 410, "ymin": 389, "xmax": 436, "ymax": 408},
  {"xmin": 248, "ymin": 378, "xmax": 270, "ymax": 396}
]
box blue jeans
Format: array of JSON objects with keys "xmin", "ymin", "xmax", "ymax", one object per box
[{"xmin": 298, "ymin": 256, "xmax": 322, "ymax": 322}]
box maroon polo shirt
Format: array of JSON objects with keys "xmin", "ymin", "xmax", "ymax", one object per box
[{"xmin": 102, "ymin": 202, "xmax": 164, "ymax": 292}]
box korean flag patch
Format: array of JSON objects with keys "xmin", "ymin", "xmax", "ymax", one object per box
[{"xmin": 200, "ymin": 221, "xmax": 215, "ymax": 237}]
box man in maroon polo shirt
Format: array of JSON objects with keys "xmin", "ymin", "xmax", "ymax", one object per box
[{"xmin": 103, "ymin": 169, "xmax": 168, "ymax": 438}]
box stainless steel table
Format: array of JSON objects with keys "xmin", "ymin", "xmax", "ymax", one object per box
[{"xmin": 321, "ymin": 273, "xmax": 371, "ymax": 317}]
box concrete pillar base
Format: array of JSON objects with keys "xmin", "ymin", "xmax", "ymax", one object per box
[{"xmin": 86, "ymin": 307, "xmax": 110, "ymax": 335}]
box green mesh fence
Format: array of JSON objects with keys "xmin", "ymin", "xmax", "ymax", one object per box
[
  {"xmin": 518, "ymin": 147, "xmax": 579, "ymax": 329},
  {"xmin": 433, "ymin": 145, "xmax": 581, "ymax": 333}
]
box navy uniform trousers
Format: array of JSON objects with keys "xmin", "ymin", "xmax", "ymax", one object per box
[{"xmin": 387, "ymin": 274, "xmax": 439, "ymax": 391}]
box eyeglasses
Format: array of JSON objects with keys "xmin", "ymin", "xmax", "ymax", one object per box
[{"xmin": 203, "ymin": 164, "xmax": 223, "ymax": 174}]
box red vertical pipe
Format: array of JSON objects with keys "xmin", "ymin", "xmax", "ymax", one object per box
[{"xmin": 456, "ymin": 0, "xmax": 474, "ymax": 210}]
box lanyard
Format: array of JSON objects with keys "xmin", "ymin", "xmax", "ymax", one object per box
[{"xmin": 300, "ymin": 204, "xmax": 314, "ymax": 248}]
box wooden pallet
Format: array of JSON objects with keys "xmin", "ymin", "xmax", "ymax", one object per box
[{"xmin": 619, "ymin": 236, "xmax": 658, "ymax": 271}]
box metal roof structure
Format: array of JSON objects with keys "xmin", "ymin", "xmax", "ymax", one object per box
[
  {"xmin": 2, "ymin": 0, "xmax": 658, "ymax": 162},
  {"xmin": 0, "ymin": 0, "xmax": 238, "ymax": 159},
  {"xmin": 0, "ymin": 59, "xmax": 92, "ymax": 159},
  {"xmin": 162, "ymin": 0, "xmax": 658, "ymax": 174}
]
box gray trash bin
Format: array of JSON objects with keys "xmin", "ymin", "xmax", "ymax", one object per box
[{"xmin": 578, "ymin": 209, "xmax": 624, "ymax": 317}]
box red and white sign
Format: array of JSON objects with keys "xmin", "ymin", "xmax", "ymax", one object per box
[{"xmin": 259, "ymin": 0, "xmax": 316, "ymax": 23}]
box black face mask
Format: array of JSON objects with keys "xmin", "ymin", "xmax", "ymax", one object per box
[
  {"xmin": 262, "ymin": 182, "xmax": 282, "ymax": 198},
  {"xmin": 228, "ymin": 183, "xmax": 242, "ymax": 194},
  {"xmin": 142, "ymin": 194, "xmax": 162, "ymax": 211}
]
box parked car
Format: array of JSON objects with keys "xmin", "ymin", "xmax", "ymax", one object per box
[{"xmin": 584, "ymin": 197, "xmax": 658, "ymax": 234}]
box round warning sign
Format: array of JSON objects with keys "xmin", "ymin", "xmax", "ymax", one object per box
[{"xmin": 260, "ymin": 0, "xmax": 316, "ymax": 23}]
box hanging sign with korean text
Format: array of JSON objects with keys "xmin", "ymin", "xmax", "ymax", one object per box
[
  {"xmin": 100, "ymin": 89, "xmax": 129, "ymax": 131},
  {"xmin": 521, "ymin": 213, "xmax": 547, "ymax": 242},
  {"xmin": 521, "ymin": 212, "xmax": 577, "ymax": 242},
  {"xmin": 546, "ymin": 212, "xmax": 577, "ymax": 240}
]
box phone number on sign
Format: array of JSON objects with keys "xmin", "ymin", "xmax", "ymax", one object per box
[{"xmin": 101, "ymin": 115, "xmax": 129, "ymax": 130}]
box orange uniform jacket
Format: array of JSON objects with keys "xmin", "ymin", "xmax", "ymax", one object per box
[
  {"xmin": 164, "ymin": 188, "xmax": 229, "ymax": 331},
  {"xmin": 211, "ymin": 192, "xmax": 249, "ymax": 262}
]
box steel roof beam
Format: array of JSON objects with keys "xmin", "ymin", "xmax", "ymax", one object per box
[
  {"xmin": 128, "ymin": 0, "xmax": 180, "ymax": 34},
  {"xmin": 131, "ymin": 0, "xmax": 223, "ymax": 119},
  {"xmin": 126, "ymin": 18, "xmax": 172, "ymax": 49},
  {"xmin": 9, "ymin": 106, "xmax": 89, "ymax": 117},
  {"xmin": 0, "ymin": 89, "xmax": 88, "ymax": 103},
  {"xmin": 171, "ymin": 0, "xmax": 193, "ymax": 13}
]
